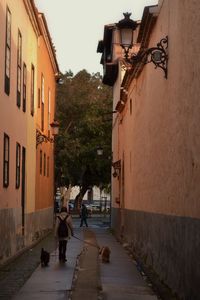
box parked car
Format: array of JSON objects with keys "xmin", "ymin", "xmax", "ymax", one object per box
[{"xmin": 91, "ymin": 204, "xmax": 101, "ymax": 212}]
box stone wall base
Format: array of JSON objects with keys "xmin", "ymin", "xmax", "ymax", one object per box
[
  {"xmin": 112, "ymin": 207, "xmax": 200, "ymax": 300},
  {"xmin": 0, "ymin": 207, "xmax": 54, "ymax": 265}
]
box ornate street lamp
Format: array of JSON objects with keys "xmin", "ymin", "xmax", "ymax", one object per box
[
  {"xmin": 50, "ymin": 120, "xmax": 59, "ymax": 136},
  {"xmin": 97, "ymin": 146, "xmax": 103, "ymax": 156},
  {"xmin": 117, "ymin": 12, "xmax": 138, "ymax": 60},
  {"xmin": 36, "ymin": 120, "xmax": 59, "ymax": 147},
  {"xmin": 116, "ymin": 13, "xmax": 168, "ymax": 78}
]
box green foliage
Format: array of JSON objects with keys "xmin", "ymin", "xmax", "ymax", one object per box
[{"xmin": 55, "ymin": 70, "xmax": 112, "ymax": 191}]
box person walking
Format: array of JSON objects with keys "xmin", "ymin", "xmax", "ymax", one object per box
[
  {"xmin": 55, "ymin": 206, "xmax": 74, "ymax": 262},
  {"xmin": 80, "ymin": 203, "xmax": 89, "ymax": 227}
]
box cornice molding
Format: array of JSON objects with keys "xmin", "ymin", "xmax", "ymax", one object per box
[
  {"xmin": 122, "ymin": 5, "xmax": 159, "ymax": 88},
  {"xmin": 38, "ymin": 13, "xmax": 59, "ymax": 75},
  {"xmin": 23, "ymin": 0, "xmax": 41, "ymax": 37}
]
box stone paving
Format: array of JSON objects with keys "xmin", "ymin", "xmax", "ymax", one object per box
[
  {"xmin": 0, "ymin": 215, "xmax": 176, "ymax": 300},
  {"xmin": 0, "ymin": 216, "xmax": 102, "ymax": 300},
  {"xmin": 0, "ymin": 232, "xmax": 56, "ymax": 300},
  {"xmin": 0, "ymin": 216, "xmax": 100, "ymax": 300}
]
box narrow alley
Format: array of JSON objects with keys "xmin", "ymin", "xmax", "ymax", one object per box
[
  {"xmin": 0, "ymin": 216, "xmax": 175, "ymax": 300},
  {"xmin": 1, "ymin": 1, "xmax": 200, "ymax": 299}
]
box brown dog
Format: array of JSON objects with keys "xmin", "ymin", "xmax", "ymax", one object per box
[{"xmin": 99, "ymin": 246, "xmax": 111, "ymax": 263}]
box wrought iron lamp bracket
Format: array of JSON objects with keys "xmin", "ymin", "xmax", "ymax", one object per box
[
  {"xmin": 112, "ymin": 160, "xmax": 121, "ymax": 178},
  {"xmin": 128, "ymin": 36, "xmax": 168, "ymax": 78},
  {"xmin": 36, "ymin": 130, "xmax": 54, "ymax": 147}
]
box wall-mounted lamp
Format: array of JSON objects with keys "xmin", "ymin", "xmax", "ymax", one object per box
[
  {"xmin": 50, "ymin": 120, "xmax": 59, "ymax": 136},
  {"xmin": 116, "ymin": 13, "xmax": 168, "ymax": 78},
  {"xmin": 112, "ymin": 160, "xmax": 121, "ymax": 178},
  {"xmin": 112, "ymin": 170, "xmax": 118, "ymax": 178},
  {"xmin": 96, "ymin": 145, "xmax": 113, "ymax": 157},
  {"xmin": 36, "ymin": 120, "xmax": 59, "ymax": 147},
  {"xmin": 97, "ymin": 146, "xmax": 104, "ymax": 156}
]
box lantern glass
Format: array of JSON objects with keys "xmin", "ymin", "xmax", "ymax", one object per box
[
  {"xmin": 52, "ymin": 126, "xmax": 59, "ymax": 136},
  {"xmin": 97, "ymin": 147, "xmax": 103, "ymax": 156},
  {"xmin": 50, "ymin": 121, "xmax": 59, "ymax": 136},
  {"xmin": 120, "ymin": 27, "xmax": 133, "ymax": 48}
]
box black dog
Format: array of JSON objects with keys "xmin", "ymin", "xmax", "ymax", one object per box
[{"xmin": 40, "ymin": 248, "xmax": 50, "ymax": 267}]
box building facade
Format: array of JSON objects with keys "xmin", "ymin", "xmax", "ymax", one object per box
[
  {"xmin": 0, "ymin": 0, "xmax": 58, "ymax": 263},
  {"xmin": 34, "ymin": 12, "xmax": 59, "ymax": 242},
  {"xmin": 98, "ymin": 1, "xmax": 200, "ymax": 299}
]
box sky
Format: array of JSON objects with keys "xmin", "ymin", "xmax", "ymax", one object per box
[{"xmin": 34, "ymin": 0, "xmax": 158, "ymax": 75}]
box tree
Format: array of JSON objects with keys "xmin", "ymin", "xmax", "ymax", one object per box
[{"xmin": 55, "ymin": 70, "xmax": 112, "ymax": 208}]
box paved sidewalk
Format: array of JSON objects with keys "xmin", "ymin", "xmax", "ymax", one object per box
[
  {"xmin": 95, "ymin": 228, "xmax": 158, "ymax": 300},
  {"xmin": 0, "ymin": 231, "xmax": 57, "ymax": 300},
  {"xmin": 12, "ymin": 221, "xmax": 158, "ymax": 300},
  {"xmin": 13, "ymin": 229, "xmax": 83, "ymax": 300}
]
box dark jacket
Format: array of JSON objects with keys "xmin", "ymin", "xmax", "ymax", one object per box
[{"xmin": 80, "ymin": 205, "xmax": 88, "ymax": 218}]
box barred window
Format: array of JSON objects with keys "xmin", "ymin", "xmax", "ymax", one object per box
[
  {"xmin": 48, "ymin": 89, "xmax": 51, "ymax": 132},
  {"xmin": 22, "ymin": 63, "xmax": 27, "ymax": 112},
  {"xmin": 17, "ymin": 30, "xmax": 22, "ymax": 107},
  {"xmin": 16, "ymin": 143, "xmax": 21, "ymax": 188},
  {"xmin": 38, "ymin": 88, "xmax": 40, "ymax": 108},
  {"xmin": 4, "ymin": 7, "xmax": 11, "ymax": 95},
  {"xmin": 3, "ymin": 134, "xmax": 10, "ymax": 187},
  {"xmin": 44, "ymin": 153, "xmax": 46, "ymax": 176},
  {"xmin": 40, "ymin": 150, "xmax": 42, "ymax": 175},
  {"xmin": 30, "ymin": 64, "xmax": 35, "ymax": 116},
  {"xmin": 47, "ymin": 156, "xmax": 49, "ymax": 177},
  {"xmin": 41, "ymin": 74, "xmax": 44, "ymax": 130}
]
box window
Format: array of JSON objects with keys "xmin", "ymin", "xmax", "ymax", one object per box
[
  {"xmin": 4, "ymin": 7, "xmax": 11, "ymax": 95},
  {"xmin": 3, "ymin": 134, "xmax": 9, "ymax": 187},
  {"xmin": 44, "ymin": 153, "xmax": 46, "ymax": 176},
  {"xmin": 40, "ymin": 150, "xmax": 42, "ymax": 175},
  {"xmin": 130, "ymin": 98, "xmax": 132, "ymax": 115},
  {"xmin": 21, "ymin": 147, "xmax": 26, "ymax": 235},
  {"xmin": 41, "ymin": 74, "xmax": 44, "ymax": 130},
  {"xmin": 30, "ymin": 64, "xmax": 35, "ymax": 116},
  {"xmin": 22, "ymin": 63, "xmax": 27, "ymax": 112},
  {"xmin": 17, "ymin": 30, "xmax": 22, "ymax": 107},
  {"xmin": 16, "ymin": 143, "xmax": 21, "ymax": 188},
  {"xmin": 38, "ymin": 88, "xmax": 40, "ymax": 108},
  {"xmin": 41, "ymin": 102, "xmax": 44, "ymax": 131},
  {"xmin": 47, "ymin": 156, "xmax": 49, "ymax": 177},
  {"xmin": 48, "ymin": 89, "xmax": 51, "ymax": 135}
]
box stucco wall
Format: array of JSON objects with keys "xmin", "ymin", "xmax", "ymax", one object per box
[
  {"xmin": 35, "ymin": 24, "xmax": 56, "ymax": 211},
  {"xmin": 0, "ymin": 0, "xmax": 37, "ymax": 209},
  {"xmin": 129, "ymin": 0, "xmax": 200, "ymax": 217},
  {"xmin": 117, "ymin": 0, "xmax": 200, "ymax": 218},
  {"xmin": 0, "ymin": 0, "xmax": 55, "ymax": 264},
  {"xmin": 111, "ymin": 0, "xmax": 200, "ymax": 298}
]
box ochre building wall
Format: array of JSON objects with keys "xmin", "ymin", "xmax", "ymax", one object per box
[
  {"xmin": 111, "ymin": 0, "xmax": 200, "ymax": 299},
  {"xmin": 0, "ymin": 0, "xmax": 58, "ymax": 263}
]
